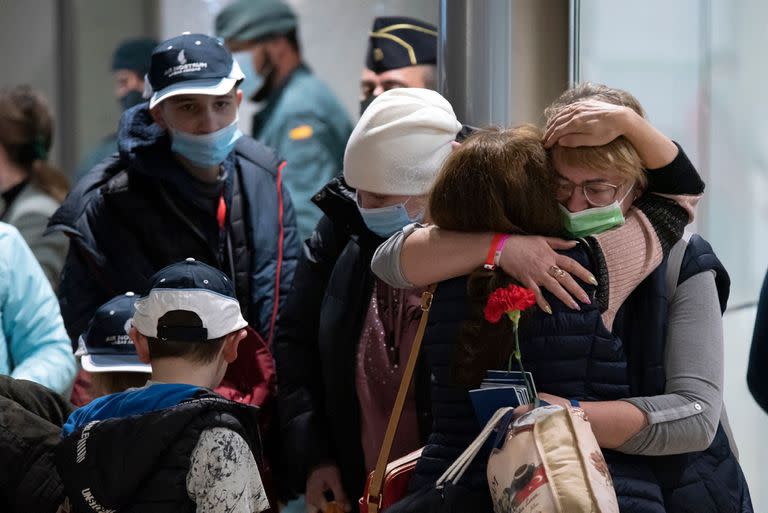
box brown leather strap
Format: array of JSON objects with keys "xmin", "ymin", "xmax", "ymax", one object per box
[{"xmin": 366, "ymin": 285, "xmax": 436, "ymax": 513}]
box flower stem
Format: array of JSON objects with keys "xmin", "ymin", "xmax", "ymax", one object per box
[{"xmin": 510, "ymin": 321, "xmax": 537, "ymax": 406}]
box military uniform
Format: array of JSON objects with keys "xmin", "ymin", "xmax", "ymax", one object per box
[
  {"xmin": 251, "ymin": 64, "xmax": 352, "ymax": 241},
  {"xmin": 217, "ymin": 0, "xmax": 352, "ymax": 241}
]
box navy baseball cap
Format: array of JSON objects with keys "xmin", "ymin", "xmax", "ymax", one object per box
[
  {"xmin": 133, "ymin": 258, "xmax": 247, "ymax": 342},
  {"xmin": 143, "ymin": 32, "xmax": 245, "ymax": 109},
  {"xmin": 76, "ymin": 292, "xmax": 151, "ymax": 373}
]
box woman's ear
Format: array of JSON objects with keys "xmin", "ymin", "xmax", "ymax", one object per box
[{"xmin": 451, "ymin": 140, "xmax": 461, "ymax": 151}]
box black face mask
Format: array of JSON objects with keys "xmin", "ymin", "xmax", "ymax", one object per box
[
  {"xmin": 359, "ymin": 95, "xmax": 377, "ymax": 116},
  {"xmin": 119, "ymin": 90, "xmax": 145, "ymax": 111}
]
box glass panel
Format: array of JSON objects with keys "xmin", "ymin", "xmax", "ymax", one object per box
[{"xmin": 575, "ymin": 2, "xmax": 768, "ymax": 509}]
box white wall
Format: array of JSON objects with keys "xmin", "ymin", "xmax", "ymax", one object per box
[{"xmin": 0, "ymin": 0, "xmax": 59, "ymax": 163}]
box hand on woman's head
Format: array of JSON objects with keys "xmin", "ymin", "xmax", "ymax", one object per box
[{"xmin": 543, "ymin": 99, "xmax": 636, "ymax": 149}]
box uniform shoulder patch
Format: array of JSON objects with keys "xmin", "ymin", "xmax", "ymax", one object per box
[{"xmin": 289, "ymin": 124, "xmax": 314, "ymax": 140}]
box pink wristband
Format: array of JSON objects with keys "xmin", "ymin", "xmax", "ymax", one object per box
[
  {"xmin": 483, "ymin": 234, "xmax": 510, "ymax": 270},
  {"xmin": 493, "ymin": 234, "xmax": 511, "ymax": 268}
]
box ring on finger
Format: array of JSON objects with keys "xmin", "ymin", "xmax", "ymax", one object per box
[{"xmin": 548, "ymin": 265, "xmax": 568, "ymax": 279}]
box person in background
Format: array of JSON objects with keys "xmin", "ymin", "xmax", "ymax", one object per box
[
  {"xmin": 74, "ymin": 37, "xmax": 157, "ymax": 180},
  {"xmin": 72, "ymin": 292, "xmax": 151, "ymax": 404},
  {"xmin": 0, "ymin": 222, "xmax": 76, "ymax": 395},
  {"xmin": 0, "ymin": 85, "xmax": 69, "ymax": 288},
  {"xmin": 359, "ymin": 16, "xmax": 437, "ymax": 115},
  {"xmin": 216, "ymin": 0, "xmax": 352, "ymax": 241},
  {"xmin": 273, "ymin": 88, "xmax": 462, "ymax": 513},
  {"xmin": 57, "ymin": 259, "xmax": 270, "ymax": 513},
  {"xmin": 747, "ymin": 269, "xmax": 768, "ymax": 414}
]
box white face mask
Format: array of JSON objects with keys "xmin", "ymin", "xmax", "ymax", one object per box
[{"xmin": 560, "ymin": 185, "xmax": 634, "ymax": 237}]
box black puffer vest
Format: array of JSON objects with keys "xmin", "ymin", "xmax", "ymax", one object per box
[
  {"xmin": 55, "ymin": 393, "xmax": 263, "ymax": 513},
  {"xmin": 397, "ymin": 237, "xmax": 751, "ymax": 513}
]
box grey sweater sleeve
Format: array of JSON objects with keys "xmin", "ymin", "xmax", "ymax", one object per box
[
  {"xmin": 370, "ymin": 223, "xmax": 423, "ymax": 289},
  {"xmin": 617, "ymin": 270, "xmax": 724, "ymax": 455}
]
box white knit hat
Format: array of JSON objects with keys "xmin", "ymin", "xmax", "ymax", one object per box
[{"xmin": 343, "ymin": 88, "xmax": 462, "ymax": 196}]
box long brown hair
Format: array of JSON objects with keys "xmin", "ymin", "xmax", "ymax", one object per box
[
  {"xmin": 428, "ymin": 125, "xmax": 563, "ymax": 387},
  {"xmin": 0, "ymin": 85, "xmax": 69, "ymax": 202}
]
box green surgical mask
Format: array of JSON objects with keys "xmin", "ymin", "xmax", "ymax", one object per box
[{"xmin": 560, "ymin": 185, "xmax": 633, "ymax": 237}]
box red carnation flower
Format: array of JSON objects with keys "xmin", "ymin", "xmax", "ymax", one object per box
[{"xmin": 484, "ymin": 285, "xmax": 536, "ymax": 323}]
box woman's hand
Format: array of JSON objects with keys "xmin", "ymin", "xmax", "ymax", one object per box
[
  {"xmin": 499, "ymin": 235, "xmax": 597, "ymax": 313},
  {"xmin": 543, "ymin": 99, "xmax": 634, "ymax": 149},
  {"xmin": 543, "ymin": 98, "xmax": 678, "ymax": 168}
]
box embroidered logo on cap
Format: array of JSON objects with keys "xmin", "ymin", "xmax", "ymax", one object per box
[{"xmin": 164, "ymin": 49, "xmax": 208, "ymax": 78}]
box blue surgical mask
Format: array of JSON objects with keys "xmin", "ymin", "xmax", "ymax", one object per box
[
  {"xmin": 233, "ymin": 51, "xmax": 263, "ymax": 100},
  {"xmin": 356, "ymin": 194, "xmax": 424, "ymax": 238},
  {"xmin": 170, "ymin": 117, "xmax": 243, "ymax": 168},
  {"xmin": 559, "ymin": 185, "xmax": 634, "ymax": 237}
]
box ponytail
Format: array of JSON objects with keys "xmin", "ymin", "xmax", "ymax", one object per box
[{"xmin": 30, "ymin": 159, "xmax": 69, "ymax": 203}]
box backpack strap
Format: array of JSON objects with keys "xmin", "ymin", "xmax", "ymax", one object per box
[{"xmin": 665, "ymin": 231, "xmax": 692, "ymax": 298}]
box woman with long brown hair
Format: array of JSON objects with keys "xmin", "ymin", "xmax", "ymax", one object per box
[{"xmin": 0, "ymin": 85, "xmax": 69, "ymax": 287}]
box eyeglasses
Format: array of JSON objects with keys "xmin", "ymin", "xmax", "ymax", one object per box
[{"xmin": 555, "ymin": 180, "xmax": 624, "ymax": 207}]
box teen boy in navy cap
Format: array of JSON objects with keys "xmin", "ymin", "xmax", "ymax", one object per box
[
  {"xmin": 57, "ymin": 258, "xmax": 270, "ymax": 513},
  {"xmin": 49, "ymin": 34, "xmax": 298, "ymax": 369},
  {"xmin": 359, "ymin": 16, "xmax": 438, "ymax": 115}
]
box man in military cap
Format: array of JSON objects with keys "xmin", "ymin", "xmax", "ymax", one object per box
[
  {"xmin": 216, "ymin": 0, "xmax": 353, "ymax": 242},
  {"xmin": 359, "ymin": 16, "xmax": 438, "ymax": 115}
]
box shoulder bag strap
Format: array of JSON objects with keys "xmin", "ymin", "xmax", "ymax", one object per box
[{"xmin": 366, "ymin": 284, "xmax": 436, "ymax": 513}]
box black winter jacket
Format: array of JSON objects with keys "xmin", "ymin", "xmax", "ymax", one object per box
[
  {"xmin": 0, "ymin": 376, "xmax": 74, "ymax": 513},
  {"xmin": 273, "ymin": 178, "xmax": 432, "ymax": 501},
  {"xmin": 56, "ymin": 391, "xmax": 263, "ymax": 513},
  {"xmin": 48, "ymin": 104, "xmax": 298, "ymax": 346}
]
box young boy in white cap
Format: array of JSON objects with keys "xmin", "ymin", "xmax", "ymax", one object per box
[
  {"xmin": 273, "ymin": 88, "xmax": 462, "ymax": 513},
  {"xmin": 57, "ymin": 258, "xmax": 270, "ymax": 513}
]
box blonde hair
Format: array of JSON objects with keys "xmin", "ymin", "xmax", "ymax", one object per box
[{"xmin": 545, "ymin": 82, "xmax": 647, "ymax": 189}]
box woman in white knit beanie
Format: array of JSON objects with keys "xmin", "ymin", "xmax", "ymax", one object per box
[
  {"xmin": 343, "ymin": 88, "xmax": 462, "ymax": 238},
  {"xmin": 276, "ymin": 87, "xmax": 463, "ymax": 513}
]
